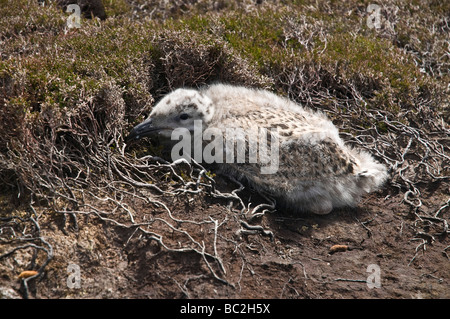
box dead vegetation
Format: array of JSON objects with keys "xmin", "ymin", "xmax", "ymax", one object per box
[{"xmin": 0, "ymin": 0, "xmax": 448, "ymax": 299}]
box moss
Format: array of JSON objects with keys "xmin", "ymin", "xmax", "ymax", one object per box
[
  {"xmin": 376, "ymin": 121, "xmax": 389, "ymax": 133},
  {"xmin": 220, "ymin": 13, "xmax": 287, "ymax": 66},
  {"xmin": 166, "ymin": 10, "xmax": 290, "ymax": 68},
  {"xmin": 103, "ymin": 0, "xmax": 131, "ymax": 17},
  {"xmin": 161, "ymin": 5, "xmax": 438, "ymax": 116},
  {"xmin": 1, "ymin": 0, "xmax": 444, "ymax": 123},
  {"xmin": 0, "ymin": 0, "xmax": 64, "ymax": 37}
]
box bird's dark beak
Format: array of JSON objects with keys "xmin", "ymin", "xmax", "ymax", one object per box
[{"xmin": 126, "ymin": 118, "xmax": 159, "ymax": 143}]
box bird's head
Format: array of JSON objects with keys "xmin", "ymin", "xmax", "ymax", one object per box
[{"xmin": 126, "ymin": 88, "xmax": 214, "ymax": 143}]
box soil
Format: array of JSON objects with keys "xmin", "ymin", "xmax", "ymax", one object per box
[{"xmin": 1, "ymin": 175, "xmax": 448, "ymax": 299}]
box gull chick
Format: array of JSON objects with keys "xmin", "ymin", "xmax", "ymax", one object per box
[{"xmin": 127, "ymin": 84, "xmax": 388, "ymax": 215}]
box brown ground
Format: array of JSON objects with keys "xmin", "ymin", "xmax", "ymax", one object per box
[{"xmin": 1, "ymin": 173, "xmax": 448, "ymax": 299}]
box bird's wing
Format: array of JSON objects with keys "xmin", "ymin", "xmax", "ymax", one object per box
[
  {"xmin": 279, "ymin": 138, "xmax": 357, "ymax": 179},
  {"xmin": 211, "ymin": 107, "xmax": 357, "ymax": 188}
]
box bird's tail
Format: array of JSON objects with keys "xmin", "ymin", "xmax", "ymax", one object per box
[{"xmin": 354, "ymin": 150, "xmax": 388, "ymax": 193}]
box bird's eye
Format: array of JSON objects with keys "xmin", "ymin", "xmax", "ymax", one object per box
[{"xmin": 179, "ymin": 113, "xmax": 189, "ymax": 120}]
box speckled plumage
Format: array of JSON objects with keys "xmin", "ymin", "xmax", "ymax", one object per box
[{"xmin": 127, "ymin": 83, "xmax": 388, "ymax": 214}]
